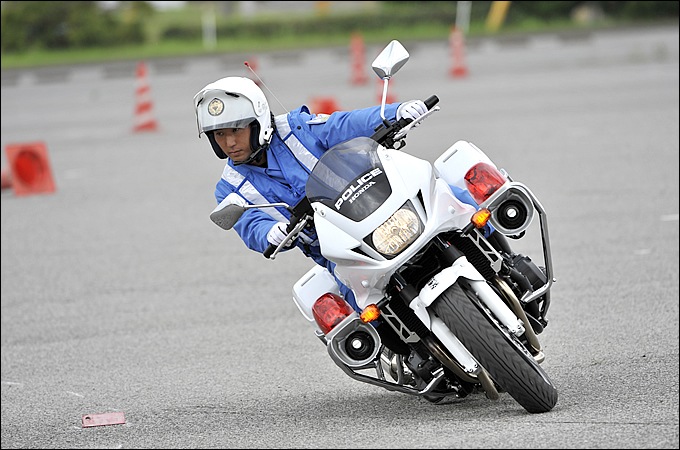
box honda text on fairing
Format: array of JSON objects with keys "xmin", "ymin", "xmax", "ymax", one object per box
[{"xmin": 211, "ymin": 40, "xmax": 558, "ymax": 413}]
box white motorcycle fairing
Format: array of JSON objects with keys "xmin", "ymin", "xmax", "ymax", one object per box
[{"xmin": 310, "ymin": 143, "xmax": 477, "ymax": 311}]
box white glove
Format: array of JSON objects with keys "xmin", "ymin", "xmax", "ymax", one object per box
[
  {"xmin": 267, "ymin": 222, "xmax": 289, "ymax": 246},
  {"xmin": 397, "ymin": 100, "xmax": 427, "ymax": 122}
]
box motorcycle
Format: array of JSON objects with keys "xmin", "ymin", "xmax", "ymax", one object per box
[{"xmin": 211, "ymin": 40, "xmax": 558, "ymax": 413}]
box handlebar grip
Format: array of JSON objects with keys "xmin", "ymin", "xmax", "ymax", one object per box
[
  {"xmin": 263, "ymin": 243, "xmax": 276, "ymax": 259},
  {"xmin": 424, "ymin": 95, "xmax": 439, "ymax": 110},
  {"xmin": 263, "ymin": 220, "xmax": 297, "ymax": 259}
]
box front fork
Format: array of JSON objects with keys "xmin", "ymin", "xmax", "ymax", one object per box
[{"xmin": 385, "ymin": 240, "xmax": 547, "ymax": 378}]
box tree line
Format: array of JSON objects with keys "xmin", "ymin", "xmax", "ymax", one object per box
[{"xmin": 1, "ymin": 1, "xmax": 678, "ymax": 54}]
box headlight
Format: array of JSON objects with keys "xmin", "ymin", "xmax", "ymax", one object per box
[{"xmin": 371, "ymin": 206, "xmax": 422, "ymax": 256}]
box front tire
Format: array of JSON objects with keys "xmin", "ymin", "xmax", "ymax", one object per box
[{"xmin": 431, "ymin": 283, "xmax": 558, "ymax": 413}]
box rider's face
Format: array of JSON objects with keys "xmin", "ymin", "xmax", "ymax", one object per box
[{"xmin": 213, "ymin": 126, "xmax": 252, "ymax": 163}]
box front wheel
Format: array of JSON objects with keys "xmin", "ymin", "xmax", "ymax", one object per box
[{"xmin": 431, "ymin": 283, "xmax": 558, "ymax": 413}]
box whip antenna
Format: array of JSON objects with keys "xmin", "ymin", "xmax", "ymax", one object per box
[{"xmin": 244, "ymin": 61, "xmax": 289, "ymax": 114}]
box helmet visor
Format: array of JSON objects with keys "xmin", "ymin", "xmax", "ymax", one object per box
[{"xmin": 198, "ymin": 93, "xmax": 257, "ymax": 133}]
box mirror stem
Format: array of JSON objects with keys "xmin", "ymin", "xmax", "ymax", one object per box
[{"xmin": 380, "ymin": 78, "xmax": 390, "ymax": 120}]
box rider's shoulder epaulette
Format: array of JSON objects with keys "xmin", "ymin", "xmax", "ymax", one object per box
[{"xmin": 306, "ymin": 114, "xmax": 331, "ymax": 125}]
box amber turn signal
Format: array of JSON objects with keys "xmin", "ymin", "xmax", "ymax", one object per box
[
  {"xmin": 470, "ymin": 208, "xmax": 492, "ymax": 229},
  {"xmin": 360, "ymin": 304, "xmax": 381, "ymax": 323}
]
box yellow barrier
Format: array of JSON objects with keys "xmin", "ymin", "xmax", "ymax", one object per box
[{"xmin": 486, "ymin": 1, "xmax": 512, "ymax": 33}]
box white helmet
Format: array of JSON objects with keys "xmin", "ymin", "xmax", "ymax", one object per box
[{"xmin": 193, "ymin": 76, "xmax": 273, "ymax": 161}]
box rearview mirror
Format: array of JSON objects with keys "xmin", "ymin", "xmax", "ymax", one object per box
[
  {"xmin": 210, "ymin": 193, "xmax": 247, "ymax": 230},
  {"xmin": 210, "ymin": 193, "xmax": 291, "ymax": 231},
  {"xmin": 371, "ymin": 40, "xmax": 410, "ymax": 80}
]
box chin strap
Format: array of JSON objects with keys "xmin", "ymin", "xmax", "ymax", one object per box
[{"xmin": 233, "ymin": 145, "xmax": 268, "ymax": 166}]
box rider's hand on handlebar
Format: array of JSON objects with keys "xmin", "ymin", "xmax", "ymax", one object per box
[
  {"xmin": 267, "ymin": 222, "xmax": 291, "ymax": 247},
  {"xmin": 397, "ymin": 100, "xmax": 427, "ymax": 125}
]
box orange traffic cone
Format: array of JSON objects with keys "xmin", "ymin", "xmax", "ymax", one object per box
[
  {"xmin": 4, "ymin": 141, "xmax": 56, "ymax": 196},
  {"xmin": 133, "ymin": 61, "xmax": 158, "ymax": 132},
  {"xmin": 350, "ymin": 32, "xmax": 368, "ymax": 85},
  {"xmin": 449, "ymin": 26, "xmax": 469, "ymax": 78},
  {"xmin": 310, "ymin": 97, "xmax": 341, "ymax": 114},
  {"xmin": 376, "ymin": 78, "xmax": 396, "ymax": 104},
  {"xmin": 1, "ymin": 167, "xmax": 12, "ymax": 190}
]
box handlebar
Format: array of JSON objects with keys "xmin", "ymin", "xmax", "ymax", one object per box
[
  {"xmin": 263, "ymin": 216, "xmax": 298, "ymax": 259},
  {"xmin": 263, "ymin": 197, "xmax": 313, "ymax": 259},
  {"xmin": 424, "ymin": 94, "xmax": 439, "ymax": 110},
  {"xmin": 371, "ymin": 95, "xmax": 439, "ymax": 148},
  {"xmin": 263, "ymin": 243, "xmax": 277, "ymax": 259}
]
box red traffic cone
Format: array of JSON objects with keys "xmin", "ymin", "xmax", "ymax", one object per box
[
  {"xmin": 350, "ymin": 32, "xmax": 368, "ymax": 85},
  {"xmin": 449, "ymin": 27, "xmax": 469, "ymax": 78},
  {"xmin": 133, "ymin": 61, "xmax": 158, "ymax": 132},
  {"xmin": 5, "ymin": 141, "xmax": 56, "ymax": 196}
]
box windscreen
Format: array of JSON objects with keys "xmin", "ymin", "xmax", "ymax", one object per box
[{"xmin": 306, "ymin": 137, "xmax": 392, "ymax": 222}]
